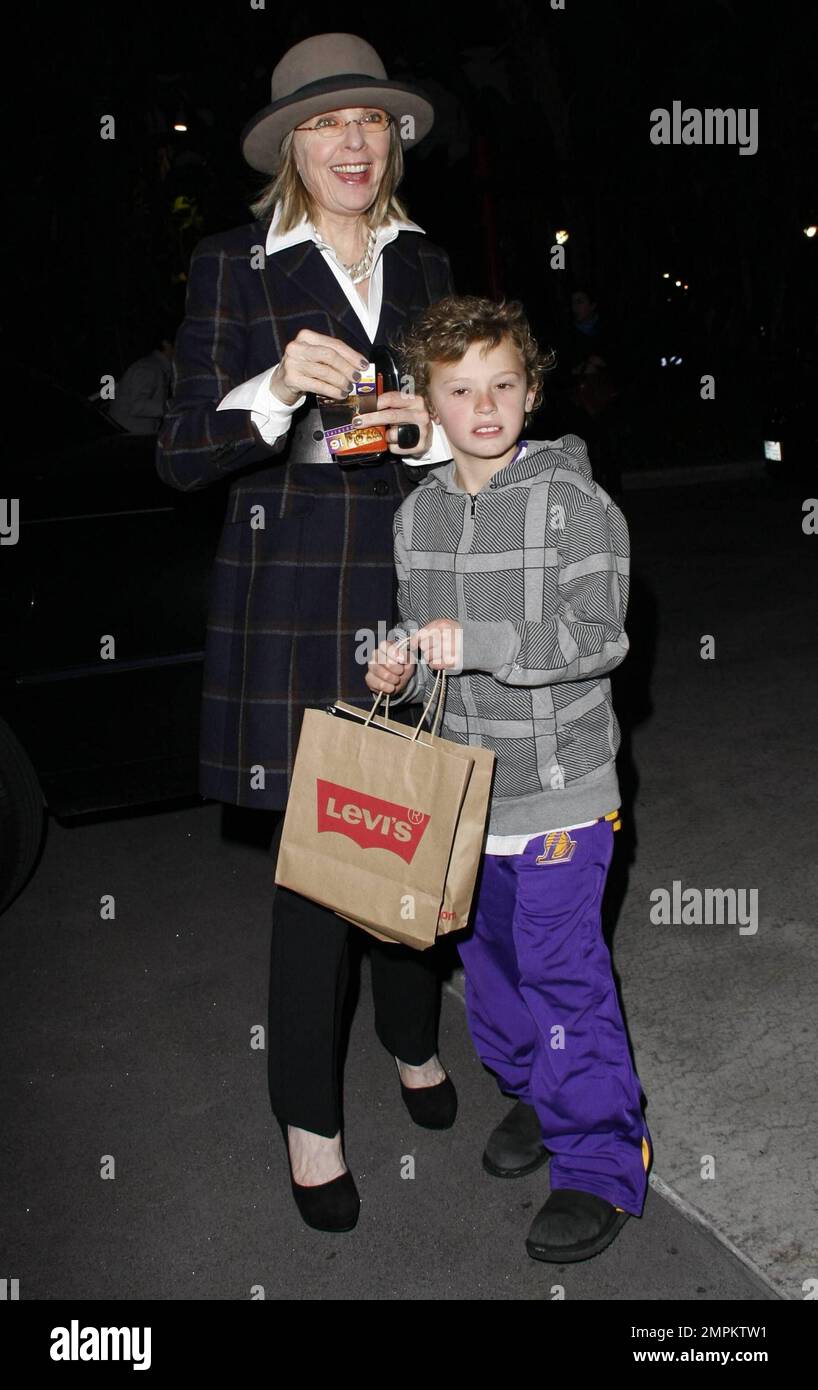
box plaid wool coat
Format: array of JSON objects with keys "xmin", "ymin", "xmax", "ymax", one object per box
[{"xmin": 156, "ymin": 218, "xmax": 454, "ymax": 810}]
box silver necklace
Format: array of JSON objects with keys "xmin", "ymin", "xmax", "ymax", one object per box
[{"xmin": 312, "ymin": 224, "xmax": 377, "ymax": 284}]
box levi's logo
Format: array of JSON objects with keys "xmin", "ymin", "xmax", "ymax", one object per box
[{"xmin": 316, "ymin": 779, "xmax": 430, "ymax": 864}]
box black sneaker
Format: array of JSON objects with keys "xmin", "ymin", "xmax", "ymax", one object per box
[
  {"xmin": 482, "ymin": 1100, "xmax": 551, "ymax": 1178},
  {"xmin": 526, "ymin": 1188, "xmax": 630, "ymax": 1263}
]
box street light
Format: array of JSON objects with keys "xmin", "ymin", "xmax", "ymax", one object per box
[
  {"xmin": 804, "ymin": 225, "xmax": 817, "ymax": 238},
  {"xmin": 555, "ymin": 229, "xmax": 569, "ymax": 244}
]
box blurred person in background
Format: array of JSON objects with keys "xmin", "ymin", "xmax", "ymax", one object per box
[
  {"xmin": 556, "ymin": 285, "xmax": 626, "ymax": 499},
  {"xmin": 107, "ymin": 326, "xmax": 176, "ymax": 434}
]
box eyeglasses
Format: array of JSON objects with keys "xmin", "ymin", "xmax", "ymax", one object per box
[{"xmin": 293, "ymin": 111, "xmax": 393, "ymax": 139}]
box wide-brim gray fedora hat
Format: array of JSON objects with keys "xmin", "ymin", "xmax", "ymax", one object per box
[{"xmin": 241, "ymin": 32, "xmax": 436, "ymax": 174}]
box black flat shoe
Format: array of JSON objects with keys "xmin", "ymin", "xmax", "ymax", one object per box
[
  {"xmin": 525, "ymin": 1188, "xmax": 630, "ymax": 1263},
  {"xmin": 278, "ymin": 1120, "xmax": 360, "ymax": 1233},
  {"xmin": 483, "ymin": 1099, "xmax": 551, "ymax": 1178},
  {"xmin": 399, "ymin": 1072, "xmax": 458, "ymax": 1129}
]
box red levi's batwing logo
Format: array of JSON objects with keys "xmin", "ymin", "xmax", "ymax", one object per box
[{"xmin": 316, "ymin": 779, "xmax": 431, "ymax": 864}]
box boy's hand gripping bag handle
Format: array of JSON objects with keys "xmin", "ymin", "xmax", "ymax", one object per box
[{"xmin": 364, "ymin": 635, "xmax": 447, "ymax": 739}]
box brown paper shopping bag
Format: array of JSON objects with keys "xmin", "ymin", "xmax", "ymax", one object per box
[
  {"xmin": 333, "ymin": 671, "xmax": 495, "ymax": 943},
  {"xmin": 275, "ymin": 673, "xmax": 477, "ymax": 949}
]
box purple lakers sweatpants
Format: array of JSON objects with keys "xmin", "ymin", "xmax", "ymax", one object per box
[{"xmin": 457, "ymin": 817, "xmax": 652, "ymax": 1217}]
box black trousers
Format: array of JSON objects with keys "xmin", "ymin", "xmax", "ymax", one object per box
[{"xmin": 267, "ymin": 816, "xmax": 441, "ymax": 1136}]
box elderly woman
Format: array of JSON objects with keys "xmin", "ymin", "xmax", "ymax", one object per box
[{"xmin": 156, "ymin": 34, "xmax": 457, "ymax": 1232}]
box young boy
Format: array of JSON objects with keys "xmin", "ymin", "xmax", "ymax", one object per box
[{"xmin": 365, "ymin": 295, "xmax": 652, "ymax": 1264}]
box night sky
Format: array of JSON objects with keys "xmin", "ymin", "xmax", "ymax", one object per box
[{"xmin": 12, "ymin": 0, "xmax": 817, "ymax": 395}]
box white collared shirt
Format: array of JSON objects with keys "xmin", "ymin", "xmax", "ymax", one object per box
[{"xmin": 215, "ymin": 205, "xmax": 451, "ymax": 464}]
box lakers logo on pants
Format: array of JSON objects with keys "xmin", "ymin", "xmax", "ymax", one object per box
[{"xmin": 535, "ymin": 829, "xmax": 578, "ymax": 864}]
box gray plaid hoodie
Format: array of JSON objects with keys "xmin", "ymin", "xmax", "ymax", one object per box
[{"xmin": 387, "ymin": 434, "xmax": 630, "ymax": 836}]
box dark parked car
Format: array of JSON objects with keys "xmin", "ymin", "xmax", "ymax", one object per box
[{"xmin": 0, "ymin": 368, "xmax": 228, "ymax": 914}]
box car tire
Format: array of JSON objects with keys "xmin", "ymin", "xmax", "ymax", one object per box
[{"xmin": 0, "ymin": 718, "xmax": 46, "ymax": 916}]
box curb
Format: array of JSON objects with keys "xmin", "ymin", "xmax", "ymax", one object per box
[
  {"xmin": 646, "ymin": 1172, "xmax": 788, "ymax": 1301},
  {"xmin": 621, "ymin": 459, "xmax": 766, "ymax": 490},
  {"xmin": 442, "ymin": 971, "xmax": 787, "ymax": 1300}
]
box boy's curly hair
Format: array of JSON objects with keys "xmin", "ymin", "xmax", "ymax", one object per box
[{"xmin": 393, "ymin": 294, "xmax": 556, "ymax": 421}]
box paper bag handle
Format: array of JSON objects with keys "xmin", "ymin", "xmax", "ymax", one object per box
[{"xmin": 365, "ymin": 634, "xmax": 447, "ymax": 739}]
